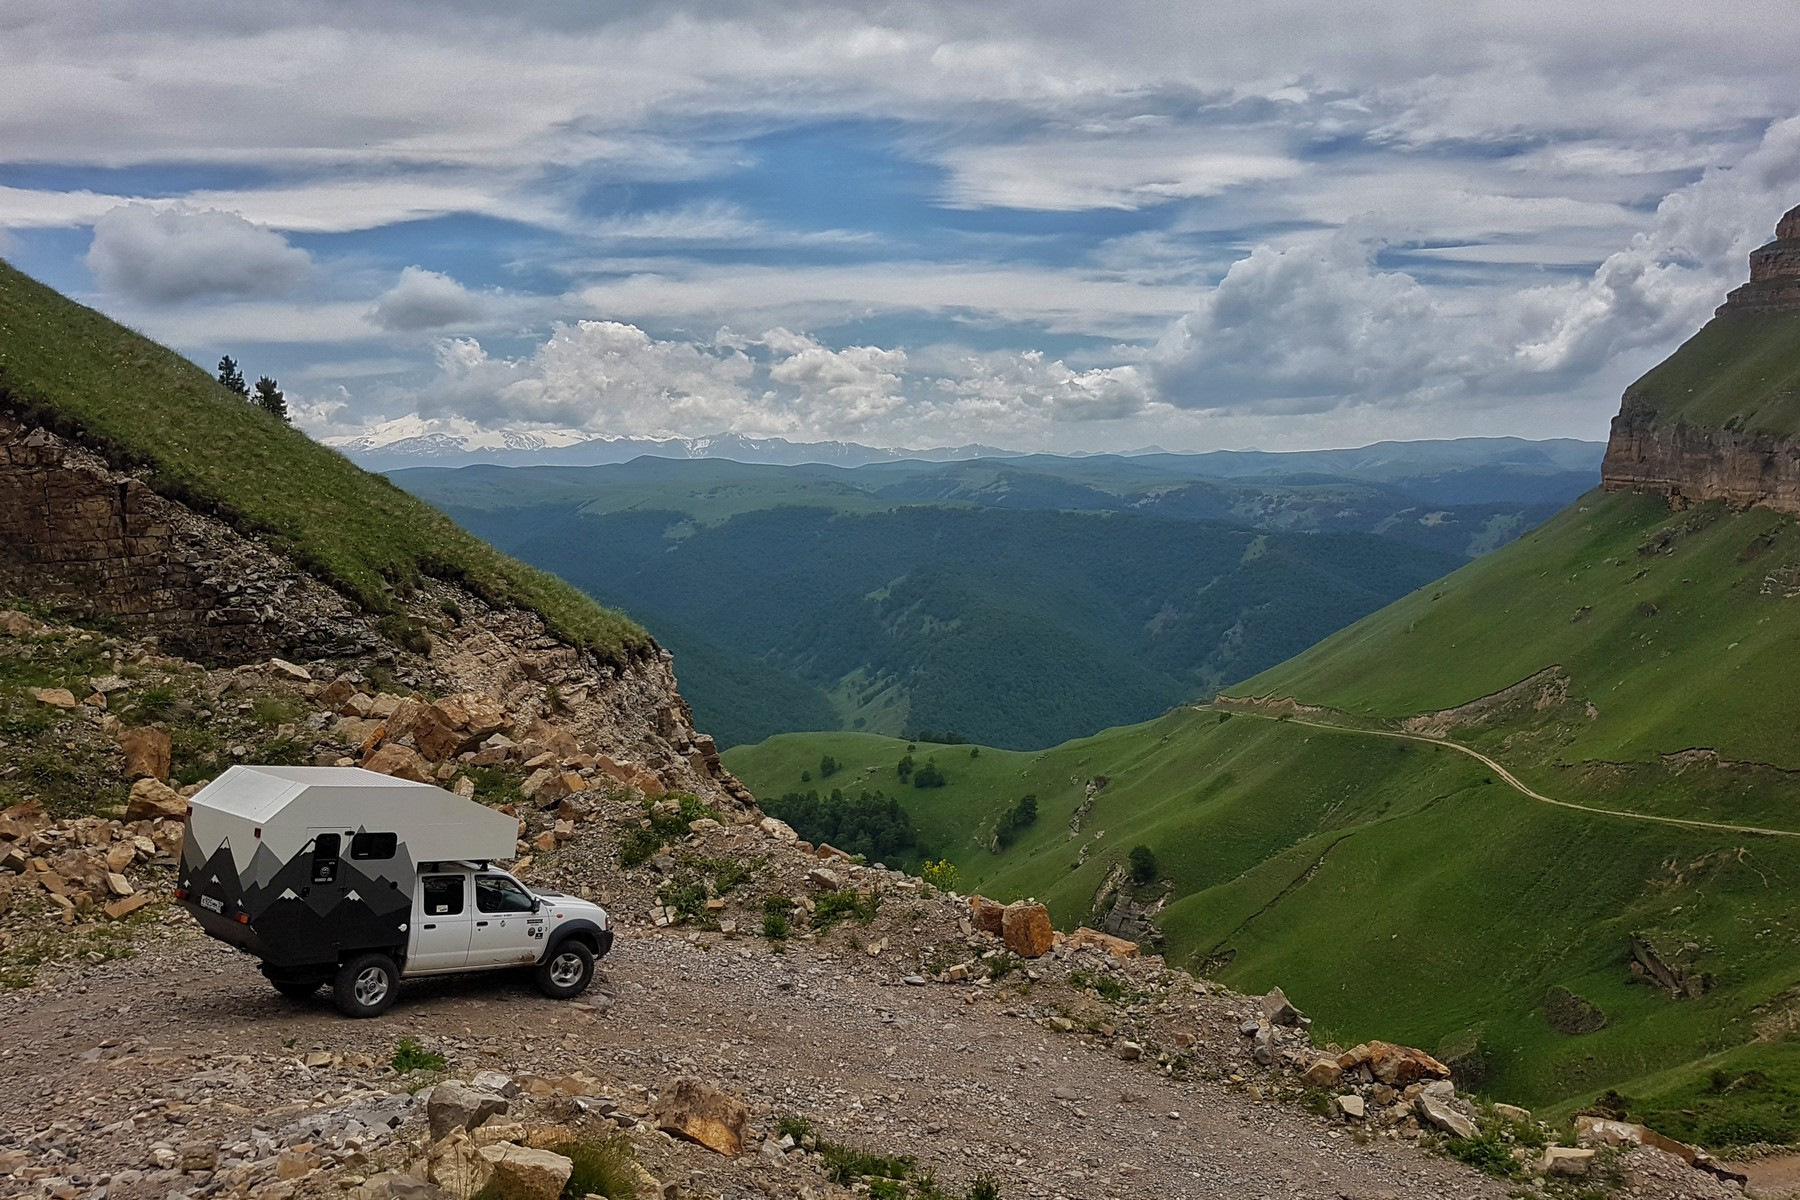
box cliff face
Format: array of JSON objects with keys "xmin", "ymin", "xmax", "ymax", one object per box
[
  {"xmin": 0, "ymin": 408, "xmax": 751, "ymax": 809},
  {"xmin": 1601, "ymin": 203, "xmax": 1800, "ymax": 514}
]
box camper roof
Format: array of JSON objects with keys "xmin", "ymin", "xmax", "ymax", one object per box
[{"xmin": 186, "ymin": 765, "xmax": 518, "ymax": 871}]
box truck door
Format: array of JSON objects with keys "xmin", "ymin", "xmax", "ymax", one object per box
[
  {"xmin": 469, "ymin": 872, "xmax": 546, "ymax": 967},
  {"xmin": 407, "ymin": 873, "xmax": 474, "ymax": 975}
]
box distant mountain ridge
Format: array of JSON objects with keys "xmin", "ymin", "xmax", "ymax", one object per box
[{"xmin": 328, "ymin": 417, "xmax": 1020, "ymax": 470}]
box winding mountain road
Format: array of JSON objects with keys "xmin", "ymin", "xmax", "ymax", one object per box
[{"xmin": 1222, "ymin": 707, "xmax": 1800, "ymax": 840}]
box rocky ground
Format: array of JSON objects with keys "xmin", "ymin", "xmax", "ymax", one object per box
[
  {"xmin": 0, "ymin": 610, "xmax": 1762, "ymax": 1200},
  {"xmin": 0, "ymin": 800, "xmax": 1756, "ymax": 1200}
]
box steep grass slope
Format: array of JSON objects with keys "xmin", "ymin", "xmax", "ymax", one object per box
[
  {"xmin": 727, "ymin": 489, "xmax": 1800, "ymax": 1146},
  {"xmin": 0, "ymin": 260, "xmax": 646, "ymax": 659}
]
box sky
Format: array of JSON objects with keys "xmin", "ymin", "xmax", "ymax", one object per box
[{"xmin": 3, "ymin": 1, "xmax": 1799, "ymax": 454}]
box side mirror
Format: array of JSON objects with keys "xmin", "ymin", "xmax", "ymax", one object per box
[{"xmin": 531, "ymin": 897, "xmax": 542, "ymax": 913}]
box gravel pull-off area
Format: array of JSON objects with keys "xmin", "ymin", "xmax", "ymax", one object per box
[{"xmin": 0, "ymin": 915, "xmax": 1521, "ymax": 1200}]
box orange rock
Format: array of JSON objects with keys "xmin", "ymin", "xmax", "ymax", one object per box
[
  {"xmin": 969, "ymin": 895, "xmax": 1006, "ymax": 935},
  {"xmin": 1336, "ymin": 1041, "xmax": 1451, "ymax": 1087},
  {"xmin": 1065, "ymin": 926, "xmax": 1138, "ymax": 958},
  {"xmin": 125, "ymin": 778, "xmax": 188, "ymax": 822},
  {"xmin": 1002, "ymin": 900, "xmax": 1055, "ymax": 958},
  {"xmin": 363, "ymin": 743, "xmax": 432, "ymax": 783},
  {"xmin": 116, "ymin": 727, "xmax": 171, "ymax": 781},
  {"xmin": 655, "ymin": 1077, "xmax": 748, "ymax": 1156}
]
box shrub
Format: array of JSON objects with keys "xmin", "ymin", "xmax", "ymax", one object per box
[
  {"xmin": 813, "ymin": 888, "xmax": 881, "ymax": 929},
  {"xmin": 920, "ymin": 859, "xmax": 959, "ymax": 893},
  {"xmin": 1128, "ymin": 844, "xmax": 1158, "ymax": 885},
  {"xmin": 390, "ymin": 1037, "xmax": 445, "ymax": 1074},
  {"xmin": 559, "ymin": 1135, "xmax": 641, "ymax": 1199}
]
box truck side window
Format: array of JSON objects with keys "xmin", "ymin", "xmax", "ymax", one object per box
[
  {"xmin": 311, "ymin": 833, "xmax": 340, "ymax": 884},
  {"xmin": 422, "ymin": 875, "xmax": 464, "ymax": 916},
  {"xmin": 350, "ymin": 831, "xmax": 397, "ymax": 860},
  {"xmin": 475, "ymin": 874, "xmax": 535, "ymax": 913}
]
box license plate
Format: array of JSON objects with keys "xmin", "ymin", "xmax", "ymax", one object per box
[{"xmin": 199, "ymin": 895, "xmax": 224, "ymax": 914}]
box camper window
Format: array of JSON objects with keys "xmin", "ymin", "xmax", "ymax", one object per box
[
  {"xmin": 475, "ymin": 874, "xmax": 535, "ymax": 914},
  {"xmin": 311, "ymin": 833, "xmax": 341, "ymax": 884},
  {"xmin": 350, "ymin": 831, "xmax": 398, "ymax": 860},
  {"xmin": 422, "ymin": 875, "xmax": 464, "ymax": 916}
]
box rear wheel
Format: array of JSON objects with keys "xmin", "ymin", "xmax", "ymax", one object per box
[
  {"xmin": 534, "ymin": 940, "xmax": 595, "ymax": 999},
  {"xmin": 332, "ymin": 953, "xmax": 399, "ymax": 1018}
]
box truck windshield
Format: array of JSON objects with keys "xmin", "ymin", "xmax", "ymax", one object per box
[{"xmin": 475, "ymin": 874, "xmax": 535, "ymax": 913}]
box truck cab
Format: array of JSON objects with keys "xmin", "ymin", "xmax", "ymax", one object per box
[{"xmin": 408, "ymin": 862, "xmax": 612, "ymax": 977}]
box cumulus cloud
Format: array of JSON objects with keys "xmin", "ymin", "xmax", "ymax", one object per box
[
  {"xmin": 367, "ymin": 266, "xmax": 487, "ymax": 332},
  {"xmin": 85, "ymin": 203, "xmax": 310, "ymax": 304},
  {"xmin": 1152, "ymin": 115, "xmax": 1800, "ymax": 416}
]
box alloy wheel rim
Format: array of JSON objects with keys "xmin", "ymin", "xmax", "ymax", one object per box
[
  {"xmin": 354, "ymin": 966, "xmax": 389, "ymax": 1006},
  {"xmin": 549, "ymin": 952, "xmax": 585, "ymax": 987}
]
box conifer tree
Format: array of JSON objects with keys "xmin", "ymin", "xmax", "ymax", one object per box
[
  {"xmin": 216, "ymin": 356, "xmax": 248, "ymax": 397},
  {"xmin": 253, "ymin": 375, "xmax": 288, "ymax": 422}
]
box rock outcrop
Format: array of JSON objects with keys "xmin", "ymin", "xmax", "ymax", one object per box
[
  {"xmin": 1601, "ymin": 202, "xmax": 1800, "ymax": 515},
  {"xmin": 0, "ymin": 407, "xmax": 751, "ymax": 807},
  {"xmin": 1717, "ymin": 202, "xmax": 1800, "ymax": 315}
]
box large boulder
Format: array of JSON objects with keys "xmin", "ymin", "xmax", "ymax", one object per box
[
  {"xmin": 412, "ymin": 693, "xmax": 509, "ymax": 762},
  {"xmin": 426, "ymin": 1081, "xmax": 510, "ymax": 1141},
  {"xmin": 1261, "ymin": 986, "xmax": 1304, "ymax": 1027},
  {"xmin": 126, "ymin": 778, "xmax": 188, "ymax": 822},
  {"xmin": 117, "ymin": 727, "xmax": 171, "ymax": 781},
  {"xmin": 1416, "ymin": 1095, "xmax": 1477, "ymax": 1139},
  {"xmin": 1337, "ymin": 1041, "xmax": 1452, "ymax": 1087},
  {"xmin": 364, "ymin": 743, "xmax": 433, "ymax": 784},
  {"xmin": 475, "ymin": 1144, "xmax": 571, "ymax": 1200},
  {"xmin": 655, "ymin": 1077, "xmax": 749, "ymax": 1156},
  {"xmin": 425, "ymin": 1130, "xmax": 493, "ymax": 1200},
  {"xmin": 1065, "ymin": 926, "xmax": 1139, "ymax": 958},
  {"xmin": 969, "ymin": 895, "xmax": 1006, "ymax": 936},
  {"xmin": 1001, "ymin": 900, "xmax": 1055, "ymax": 958}
]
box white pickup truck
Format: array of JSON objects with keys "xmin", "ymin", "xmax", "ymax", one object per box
[{"xmin": 175, "ymin": 765, "xmax": 613, "ymax": 1017}]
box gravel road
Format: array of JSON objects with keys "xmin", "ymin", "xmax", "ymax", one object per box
[{"xmin": 0, "ymin": 913, "xmax": 1512, "ymax": 1200}]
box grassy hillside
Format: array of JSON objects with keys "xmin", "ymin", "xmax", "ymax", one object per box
[
  {"xmin": 441, "ymin": 501, "xmax": 1460, "ymax": 748},
  {"xmin": 0, "ymin": 261, "xmax": 646, "ymax": 658},
  {"xmin": 727, "ymin": 489, "xmax": 1800, "ymax": 1146},
  {"xmin": 1622, "ymin": 309, "xmax": 1800, "ymax": 436}
]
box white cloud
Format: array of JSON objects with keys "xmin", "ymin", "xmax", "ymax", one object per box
[
  {"xmin": 1152, "ymin": 115, "xmax": 1800, "ymax": 418},
  {"xmin": 367, "ymin": 266, "xmax": 487, "ymax": 332},
  {"xmin": 937, "ymin": 132, "xmax": 1302, "ymax": 211},
  {"xmin": 85, "ymin": 203, "xmax": 310, "ymax": 304}
]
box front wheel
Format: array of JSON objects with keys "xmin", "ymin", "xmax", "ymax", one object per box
[
  {"xmin": 333, "ymin": 953, "xmax": 400, "ymax": 1018},
  {"xmin": 534, "ymin": 941, "xmax": 595, "ymax": 999}
]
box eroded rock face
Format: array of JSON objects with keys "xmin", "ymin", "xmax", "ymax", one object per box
[
  {"xmin": 1600, "ymin": 202, "xmax": 1800, "ymax": 516},
  {"xmin": 0, "ymin": 409, "xmax": 752, "ymax": 807},
  {"xmin": 1601, "ymin": 396, "xmax": 1800, "ymax": 515},
  {"xmin": 0, "ymin": 413, "xmax": 377, "ymax": 662},
  {"xmin": 1716, "ymin": 203, "xmax": 1800, "ymax": 314}
]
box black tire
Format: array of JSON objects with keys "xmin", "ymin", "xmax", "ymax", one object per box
[
  {"xmin": 271, "ymin": 977, "xmax": 322, "ymax": 1000},
  {"xmin": 534, "ymin": 940, "xmax": 595, "ymax": 999},
  {"xmin": 332, "ymin": 953, "xmax": 400, "ymax": 1018}
]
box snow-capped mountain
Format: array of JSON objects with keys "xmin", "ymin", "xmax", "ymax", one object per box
[{"xmin": 323, "ymin": 417, "xmax": 1019, "ymax": 470}]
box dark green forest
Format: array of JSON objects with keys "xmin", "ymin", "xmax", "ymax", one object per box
[{"xmin": 438, "ymin": 501, "xmax": 1462, "ymax": 748}]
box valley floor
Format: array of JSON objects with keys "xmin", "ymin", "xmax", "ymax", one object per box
[{"xmin": 0, "ymin": 921, "xmax": 1512, "ymax": 1200}]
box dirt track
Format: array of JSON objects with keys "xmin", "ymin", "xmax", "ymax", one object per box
[{"xmin": 0, "ymin": 915, "xmax": 1511, "ymax": 1200}]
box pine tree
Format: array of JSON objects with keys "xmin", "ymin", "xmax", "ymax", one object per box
[
  {"xmin": 216, "ymin": 356, "xmax": 248, "ymax": 397},
  {"xmin": 253, "ymin": 376, "xmax": 288, "ymax": 422}
]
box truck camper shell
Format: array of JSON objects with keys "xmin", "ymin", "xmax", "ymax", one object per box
[{"xmin": 177, "ymin": 765, "xmax": 517, "ymax": 969}]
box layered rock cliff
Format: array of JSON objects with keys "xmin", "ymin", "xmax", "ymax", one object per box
[
  {"xmin": 1602, "ymin": 203, "xmax": 1800, "ymax": 513},
  {"xmin": 0, "ymin": 404, "xmax": 752, "ymax": 810}
]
